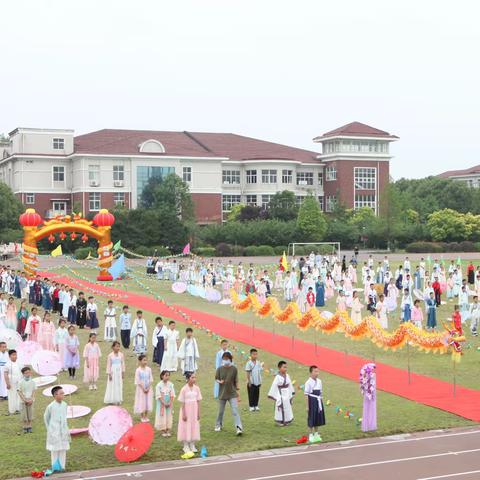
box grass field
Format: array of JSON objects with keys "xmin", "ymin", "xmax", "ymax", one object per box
[{"xmin": 0, "ymin": 259, "xmax": 477, "ymax": 479}]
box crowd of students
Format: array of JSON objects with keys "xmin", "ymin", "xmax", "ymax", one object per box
[
  {"xmin": 146, "ymin": 254, "xmax": 480, "ymax": 334},
  {"xmin": 0, "ymin": 265, "xmax": 327, "ymax": 470}
]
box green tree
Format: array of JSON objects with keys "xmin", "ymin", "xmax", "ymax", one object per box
[
  {"xmin": 296, "ymin": 193, "xmax": 327, "ymax": 241},
  {"xmin": 426, "ymin": 209, "xmax": 470, "ymax": 242},
  {"xmin": 140, "ymin": 174, "xmax": 195, "ymax": 223},
  {"xmin": 238, "ymin": 205, "xmax": 262, "ymax": 222},
  {"xmin": 0, "ymin": 183, "xmax": 23, "ymax": 241},
  {"xmin": 227, "ymin": 204, "xmax": 244, "ymax": 222},
  {"xmin": 268, "ymin": 191, "xmax": 298, "ymax": 221}
]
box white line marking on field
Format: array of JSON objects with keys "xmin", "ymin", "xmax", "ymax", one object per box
[
  {"xmin": 417, "ymin": 470, "xmax": 480, "ymax": 480},
  {"xmin": 246, "ymin": 449, "xmax": 480, "ymax": 480},
  {"xmin": 72, "ymin": 429, "xmax": 480, "ymax": 480}
]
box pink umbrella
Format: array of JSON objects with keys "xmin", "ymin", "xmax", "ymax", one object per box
[
  {"xmin": 42, "ymin": 384, "xmax": 78, "ymax": 397},
  {"xmin": 88, "ymin": 406, "xmax": 133, "ymax": 446},
  {"xmin": 172, "ymin": 282, "xmax": 187, "ymax": 294},
  {"xmin": 0, "ymin": 328, "xmax": 23, "ymax": 349},
  {"xmin": 31, "ymin": 350, "xmax": 62, "ymax": 376},
  {"xmin": 67, "ymin": 405, "xmax": 91, "ymax": 419},
  {"xmin": 70, "ymin": 427, "xmax": 89, "ymax": 435},
  {"xmin": 17, "ymin": 341, "xmax": 43, "ymax": 366}
]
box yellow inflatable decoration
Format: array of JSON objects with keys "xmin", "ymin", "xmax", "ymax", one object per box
[
  {"xmin": 19, "ymin": 208, "xmax": 115, "ymax": 281},
  {"xmin": 230, "ymin": 290, "xmax": 457, "ymax": 356}
]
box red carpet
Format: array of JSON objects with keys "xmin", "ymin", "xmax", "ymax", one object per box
[{"xmin": 49, "ymin": 274, "xmax": 480, "ymax": 422}]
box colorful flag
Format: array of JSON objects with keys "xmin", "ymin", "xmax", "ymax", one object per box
[
  {"xmin": 108, "ymin": 254, "xmax": 126, "ymax": 280},
  {"xmin": 113, "ymin": 240, "xmax": 122, "ymax": 252},
  {"xmin": 281, "ymin": 252, "xmax": 288, "ymax": 271},
  {"xmin": 182, "ymin": 243, "xmax": 191, "ymax": 255},
  {"xmin": 51, "ymin": 245, "xmax": 62, "ymax": 257}
]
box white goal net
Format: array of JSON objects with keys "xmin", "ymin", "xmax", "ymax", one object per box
[{"xmin": 287, "ymin": 242, "xmax": 341, "ymax": 258}]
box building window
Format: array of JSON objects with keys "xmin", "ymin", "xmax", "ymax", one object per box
[
  {"xmin": 318, "ymin": 172, "xmax": 323, "ymax": 186},
  {"xmin": 25, "ymin": 193, "xmax": 35, "ymax": 204},
  {"xmin": 136, "ymin": 166, "xmax": 175, "ymax": 203},
  {"xmin": 296, "ymin": 172, "xmax": 314, "ymax": 186},
  {"xmin": 246, "ymin": 170, "xmax": 257, "ymax": 184},
  {"xmin": 89, "ymin": 192, "xmax": 101, "ymax": 211},
  {"xmin": 88, "ymin": 165, "xmax": 100, "ymax": 186},
  {"xmin": 325, "ymin": 166, "xmax": 337, "ymax": 181},
  {"xmin": 113, "ymin": 165, "xmax": 124, "ymax": 182},
  {"xmin": 114, "ymin": 192, "xmax": 125, "ymax": 206},
  {"xmin": 53, "ymin": 138, "xmax": 64, "ymax": 150},
  {"xmin": 261, "ymin": 194, "xmax": 273, "ymax": 209},
  {"xmin": 52, "ymin": 166, "xmax": 65, "ymax": 183},
  {"xmin": 355, "ymin": 194, "xmax": 376, "ymax": 212},
  {"xmin": 261, "ymin": 169, "xmax": 277, "ymax": 184},
  {"xmin": 325, "ymin": 195, "xmax": 336, "ymax": 212},
  {"xmin": 282, "ymin": 170, "xmax": 293, "ymax": 184},
  {"xmin": 222, "ymin": 170, "xmax": 240, "ymax": 185},
  {"xmin": 222, "ymin": 194, "xmax": 241, "ymax": 212},
  {"xmin": 318, "ymin": 196, "xmax": 324, "ymax": 211},
  {"xmin": 295, "ymin": 196, "xmax": 305, "ymax": 206},
  {"xmin": 354, "ymin": 167, "xmax": 376, "ymax": 190},
  {"xmin": 245, "ymin": 194, "xmax": 257, "ymax": 206},
  {"xmin": 182, "ymin": 166, "xmax": 192, "ymax": 183},
  {"xmin": 52, "ymin": 201, "xmax": 67, "ymax": 215}
]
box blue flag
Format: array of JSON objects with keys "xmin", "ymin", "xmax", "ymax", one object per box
[{"xmin": 108, "ymin": 254, "xmax": 126, "ymax": 280}]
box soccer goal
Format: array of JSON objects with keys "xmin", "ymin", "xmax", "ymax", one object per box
[{"xmin": 287, "ymin": 242, "xmax": 341, "ymax": 258}]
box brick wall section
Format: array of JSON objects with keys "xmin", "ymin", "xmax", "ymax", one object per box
[
  {"xmin": 191, "ymin": 193, "xmax": 222, "ymax": 224},
  {"xmin": 322, "ymin": 160, "xmax": 389, "ymax": 211},
  {"xmin": 17, "ymin": 192, "xmax": 72, "ymax": 218}
]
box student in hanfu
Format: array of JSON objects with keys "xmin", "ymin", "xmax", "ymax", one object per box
[
  {"xmin": 152, "ymin": 316, "xmax": 167, "ymax": 367},
  {"xmin": 76, "ymin": 292, "xmax": 87, "ymax": 329},
  {"xmin": 130, "ymin": 311, "xmax": 148, "ymax": 356},
  {"xmin": 267, "ymin": 361, "xmax": 295, "ymax": 426}
]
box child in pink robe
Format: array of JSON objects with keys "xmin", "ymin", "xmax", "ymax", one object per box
[
  {"xmin": 411, "ymin": 299, "xmax": 424, "ymax": 328},
  {"xmin": 83, "ymin": 332, "xmax": 102, "ymax": 390},
  {"xmin": 38, "ymin": 312, "xmax": 56, "ymax": 351},
  {"xmin": 134, "ymin": 354, "xmax": 153, "ymax": 422}
]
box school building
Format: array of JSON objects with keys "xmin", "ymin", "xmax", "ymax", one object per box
[
  {"xmin": 437, "ymin": 165, "xmax": 480, "ymax": 188},
  {"xmin": 0, "ymin": 122, "xmax": 398, "ymax": 223}
]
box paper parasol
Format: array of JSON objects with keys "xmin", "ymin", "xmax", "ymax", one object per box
[
  {"xmin": 206, "ymin": 289, "xmax": 221, "ymax": 303},
  {"xmin": 17, "ymin": 341, "xmax": 43, "ymax": 365},
  {"xmin": 31, "ymin": 350, "xmax": 62, "ymax": 375},
  {"xmin": 114, "ymin": 423, "xmax": 155, "ymax": 463},
  {"xmin": 89, "ymin": 406, "xmax": 133, "ymax": 445},
  {"xmin": 413, "ymin": 289, "xmax": 424, "ymax": 301},
  {"xmin": 172, "ymin": 282, "xmax": 187, "ymax": 294},
  {"xmin": 70, "ymin": 427, "xmax": 89, "ymax": 435},
  {"xmin": 0, "ymin": 328, "xmax": 23, "ymax": 349},
  {"xmin": 67, "ymin": 406, "xmax": 91, "ymax": 419},
  {"xmin": 320, "ymin": 311, "xmax": 334, "ymax": 319},
  {"xmin": 42, "ymin": 384, "xmax": 78, "ymax": 397},
  {"xmin": 33, "ymin": 375, "xmax": 57, "ymax": 387}
]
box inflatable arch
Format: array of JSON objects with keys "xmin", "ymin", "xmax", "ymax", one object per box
[{"xmin": 19, "ymin": 208, "xmax": 115, "ymax": 281}]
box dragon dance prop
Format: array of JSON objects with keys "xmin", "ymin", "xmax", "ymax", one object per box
[
  {"xmin": 20, "ymin": 208, "xmax": 115, "ymax": 281},
  {"xmin": 230, "ymin": 290, "xmax": 465, "ymax": 360}
]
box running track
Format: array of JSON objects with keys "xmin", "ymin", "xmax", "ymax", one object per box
[
  {"xmin": 47, "ymin": 274, "xmax": 480, "ymax": 422},
  {"xmin": 38, "ymin": 427, "xmax": 480, "ymax": 480}
]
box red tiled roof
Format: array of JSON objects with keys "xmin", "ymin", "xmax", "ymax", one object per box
[
  {"xmin": 437, "ymin": 165, "xmax": 480, "ymax": 178},
  {"xmin": 315, "ymin": 121, "xmax": 398, "ymax": 140},
  {"xmin": 73, "ymin": 129, "xmax": 320, "ymax": 163}
]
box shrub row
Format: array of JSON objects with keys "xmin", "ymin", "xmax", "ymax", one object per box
[{"xmin": 405, "ymin": 241, "xmax": 480, "ymax": 253}]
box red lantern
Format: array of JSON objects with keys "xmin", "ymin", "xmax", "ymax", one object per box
[
  {"xmin": 19, "ymin": 208, "xmax": 43, "ymax": 227},
  {"xmin": 93, "ymin": 209, "xmax": 115, "ymax": 227},
  {"xmin": 48, "ymin": 234, "xmax": 55, "ymax": 243},
  {"xmin": 81, "ymin": 234, "xmax": 88, "ymax": 243},
  {"xmin": 70, "ymin": 232, "xmax": 77, "ymax": 240},
  {"xmin": 59, "ymin": 232, "xmax": 66, "ymax": 241}
]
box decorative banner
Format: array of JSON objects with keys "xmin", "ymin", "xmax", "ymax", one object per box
[{"xmin": 229, "ymin": 289, "xmax": 464, "ymax": 359}]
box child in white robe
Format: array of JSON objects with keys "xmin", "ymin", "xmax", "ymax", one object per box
[
  {"xmin": 5, "ymin": 349, "xmax": 22, "ymax": 414},
  {"xmin": 178, "ymin": 328, "xmax": 200, "ymax": 376},
  {"xmin": 104, "ymin": 301, "xmax": 117, "ymax": 341},
  {"xmin": 130, "ymin": 311, "xmax": 148, "ymax": 355},
  {"xmin": 160, "ymin": 321, "xmax": 179, "ymax": 372},
  {"xmin": 267, "ymin": 361, "xmax": 295, "ymax": 426},
  {"xmin": 0, "ymin": 341, "xmax": 8, "ymax": 400}
]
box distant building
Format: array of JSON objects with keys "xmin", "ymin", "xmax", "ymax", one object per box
[
  {"xmin": 437, "ymin": 165, "xmax": 480, "ymax": 188},
  {"xmin": 0, "ymin": 122, "xmax": 398, "ymax": 223}
]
